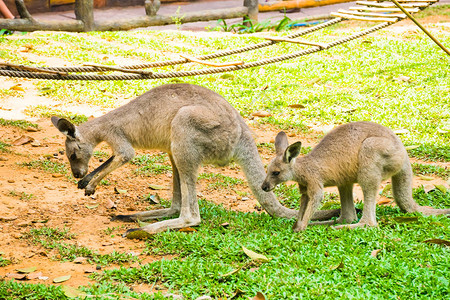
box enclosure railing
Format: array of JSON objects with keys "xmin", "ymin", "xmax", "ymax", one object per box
[{"xmin": 0, "ymin": 0, "xmax": 258, "ymax": 32}]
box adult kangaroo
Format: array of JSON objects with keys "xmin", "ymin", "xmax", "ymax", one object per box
[
  {"xmin": 262, "ymin": 121, "xmax": 450, "ymax": 231},
  {"xmin": 52, "ymin": 84, "xmax": 338, "ymax": 236}
]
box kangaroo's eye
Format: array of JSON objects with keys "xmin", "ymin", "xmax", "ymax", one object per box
[
  {"xmin": 70, "ymin": 154, "xmax": 77, "ymax": 160},
  {"xmin": 272, "ymin": 171, "xmax": 280, "ymax": 176}
]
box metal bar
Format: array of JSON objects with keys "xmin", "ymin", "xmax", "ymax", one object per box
[{"xmin": 390, "ymin": 0, "xmax": 450, "ymax": 56}]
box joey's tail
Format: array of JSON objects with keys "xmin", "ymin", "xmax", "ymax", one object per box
[
  {"xmin": 234, "ymin": 131, "xmax": 339, "ymax": 220},
  {"xmin": 392, "ymin": 159, "xmax": 450, "ymax": 216}
]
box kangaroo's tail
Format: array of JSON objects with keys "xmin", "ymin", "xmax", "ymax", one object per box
[
  {"xmin": 392, "ymin": 159, "xmax": 450, "ymax": 216},
  {"xmin": 234, "ymin": 129, "xmax": 340, "ymax": 221}
]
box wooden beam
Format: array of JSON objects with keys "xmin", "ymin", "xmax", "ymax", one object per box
[
  {"xmin": 0, "ymin": 18, "xmax": 84, "ymax": 31},
  {"xmin": 338, "ymin": 9, "xmax": 406, "ymax": 18},
  {"xmin": 348, "ymin": 6, "xmax": 420, "ymax": 13},
  {"xmin": 330, "ymin": 12, "xmax": 399, "ymax": 22},
  {"xmin": 259, "ymin": 0, "xmax": 354, "ymax": 12},
  {"xmin": 355, "ymin": 1, "xmax": 431, "ymax": 8}
]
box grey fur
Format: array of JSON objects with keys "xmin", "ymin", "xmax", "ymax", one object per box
[
  {"xmin": 52, "ymin": 84, "xmax": 339, "ymax": 236},
  {"xmin": 262, "ymin": 121, "xmax": 450, "ymax": 231}
]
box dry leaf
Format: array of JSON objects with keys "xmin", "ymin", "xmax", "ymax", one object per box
[
  {"xmin": 330, "ymin": 260, "xmax": 345, "ymax": 271},
  {"xmin": 253, "ymin": 292, "xmax": 266, "ymax": 300},
  {"xmin": 53, "ymin": 275, "xmax": 71, "ymax": 283},
  {"xmin": 404, "ymin": 145, "xmax": 419, "ymax": 150},
  {"xmin": 434, "ymin": 184, "xmax": 448, "ymax": 194},
  {"xmin": 288, "ymin": 104, "xmax": 305, "ymax": 109},
  {"xmin": 84, "ymin": 268, "xmax": 97, "ymax": 273},
  {"xmin": 307, "ymin": 78, "xmax": 321, "ymax": 85},
  {"xmin": 12, "ymin": 135, "xmax": 34, "ymax": 146},
  {"xmin": 73, "ymin": 257, "xmax": 87, "ymax": 264},
  {"xmin": 393, "ymin": 129, "xmax": 409, "ymax": 135},
  {"xmin": 125, "ymin": 229, "xmax": 152, "ymax": 240},
  {"xmin": 419, "ymin": 175, "xmax": 434, "ymax": 181},
  {"xmin": 105, "ymin": 199, "xmax": 117, "ymax": 209},
  {"xmin": 16, "ymin": 267, "xmax": 37, "ymax": 274},
  {"xmin": 251, "ymin": 111, "xmax": 272, "ymax": 118},
  {"xmin": 85, "ymin": 203, "xmax": 99, "ymax": 209},
  {"xmin": 61, "ymin": 285, "xmax": 86, "ymax": 298},
  {"xmin": 423, "ymin": 184, "xmax": 435, "ymax": 194},
  {"xmin": 6, "ymin": 273, "xmax": 27, "ymax": 280},
  {"xmin": 423, "ymin": 239, "xmax": 450, "ymax": 247},
  {"xmin": 26, "ymin": 272, "xmax": 43, "ymax": 280},
  {"xmin": 10, "ymin": 84, "xmax": 25, "ymax": 91},
  {"xmin": 220, "ymin": 222, "xmax": 230, "ymax": 228},
  {"xmin": 114, "ymin": 187, "xmax": 127, "ymax": 194},
  {"xmin": 377, "ymin": 198, "xmax": 392, "ymax": 205},
  {"xmin": 394, "ymin": 75, "xmax": 411, "ymax": 82},
  {"xmin": 148, "ymin": 184, "xmax": 168, "ymax": 190},
  {"xmin": 242, "ymin": 246, "xmax": 269, "ymax": 262},
  {"xmin": 371, "ymin": 249, "xmax": 381, "ymax": 258},
  {"xmin": 146, "ymin": 194, "xmax": 160, "ymax": 204}
]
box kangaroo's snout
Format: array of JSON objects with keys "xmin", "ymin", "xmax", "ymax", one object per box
[
  {"xmin": 261, "ymin": 181, "xmax": 271, "ymax": 192},
  {"xmin": 72, "ymin": 170, "xmax": 85, "ymax": 178}
]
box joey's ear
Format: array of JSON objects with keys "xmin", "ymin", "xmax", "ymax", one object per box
[
  {"xmin": 283, "ymin": 142, "xmax": 302, "ymax": 163},
  {"xmin": 51, "ymin": 116, "xmax": 78, "ymax": 139},
  {"xmin": 275, "ymin": 131, "xmax": 289, "ymax": 156}
]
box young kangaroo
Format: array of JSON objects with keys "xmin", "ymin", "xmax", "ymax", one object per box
[
  {"xmin": 262, "ymin": 121, "xmax": 450, "ymax": 231},
  {"xmin": 52, "ymin": 84, "xmax": 339, "ymax": 237}
]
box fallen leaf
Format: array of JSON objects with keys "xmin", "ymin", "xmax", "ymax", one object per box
[
  {"xmin": 404, "ymin": 145, "xmax": 419, "ymax": 150},
  {"xmin": 260, "ymin": 84, "xmax": 269, "ymax": 91},
  {"xmin": 288, "ymin": 104, "xmax": 305, "ymax": 109},
  {"xmin": 148, "ymin": 184, "xmax": 168, "ymax": 190},
  {"xmin": 114, "ymin": 187, "xmax": 127, "ymax": 194},
  {"xmin": 105, "ymin": 199, "xmax": 117, "ymax": 209},
  {"xmin": 230, "ymin": 288, "xmax": 245, "ymax": 299},
  {"xmin": 393, "ymin": 216, "xmax": 419, "ymax": 223},
  {"xmin": 53, "ymin": 275, "xmax": 71, "ymax": 283},
  {"xmin": 251, "ymin": 111, "xmax": 272, "ymax": 118},
  {"xmin": 423, "ymin": 184, "xmax": 435, "ymax": 194},
  {"xmin": 394, "ymin": 75, "xmax": 411, "ymax": 82},
  {"xmin": 73, "ymin": 257, "xmax": 87, "ymax": 264},
  {"xmin": 371, "ymin": 249, "xmax": 381, "ymax": 258},
  {"xmin": 307, "ymin": 78, "xmax": 321, "ymax": 85},
  {"xmin": 330, "ymin": 260, "xmax": 344, "ymax": 271},
  {"xmin": 423, "ymin": 239, "xmax": 450, "ymax": 247},
  {"xmin": 220, "ymin": 74, "xmax": 234, "ymax": 80},
  {"xmin": 10, "ymin": 84, "xmax": 25, "ymax": 91},
  {"xmin": 61, "ymin": 285, "xmax": 86, "ymax": 298},
  {"xmin": 434, "ymin": 184, "xmax": 448, "ymax": 194},
  {"xmin": 381, "ymin": 183, "xmax": 392, "ymax": 194},
  {"xmin": 178, "ymin": 227, "xmax": 197, "ymax": 233},
  {"xmin": 26, "ymin": 272, "xmax": 43, "ymax": 280},
  {"xmin": 6, "ymin": 273, "xmax": 27, "ymax": 280},
  {"xmin": 242, "ymin": 246, "xmax": 270, "ymax": 262},
  {"xmin": 85, "ymin": 203, "xmax": 99, "ymax": 209},
  {"xmin": 16, "ymin": 267, "xmax": 37, "ymax": 274},
  {"xmin": 84, "ymin": 268, "xmax": 97, "ymax": 273},
  {"xmin": 253, "ymin": 292, "xmax": 266, "ymax": 300},
  {"xmin": 220, "ymin": 222, "xmax": 230, "ymax": 228},
  {"xmin": 419, "ymin": 175, "xmax": 434, "ymax": 181},
  {"xmin": 220, "ymin": 266, "xmax": 243, "ymax": 277},
  {"xmin": 145, "ymin": 194, "xmax": 160, "ymax": 204},
  {"xmin": 11, "ymin": 135, "xmax": 34, "ymax": 146},
  {"xmin": 377, "ymin": 199, "xmax": 392, "ymax": 205}
]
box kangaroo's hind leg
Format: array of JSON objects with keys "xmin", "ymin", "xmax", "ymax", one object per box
[{"xmin": 113, "ymin": 154, "xmax": 182, "ymax": 222}]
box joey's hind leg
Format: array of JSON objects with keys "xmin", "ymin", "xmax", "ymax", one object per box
[{"xmin": 113, "ymin": 154, "xmax": 182, "ymax": 223}]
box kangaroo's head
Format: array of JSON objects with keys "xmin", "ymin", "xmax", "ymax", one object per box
[
  {"xmin": 261, "ymin": 131, "xmax": 302, "ymax": 192},
  {"xmin": 51, "ymin": 116, "xmax": 93, "ymax": 179}
]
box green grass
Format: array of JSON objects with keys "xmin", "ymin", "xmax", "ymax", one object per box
[
  {"xmin": 24, "ymin": 227, "xmax": 137, "ymax": 266},
  {"xmin": 24, "ymin": 105, "xmax": 88, "ymax": 125},
  {"xmin": 0, "ymin": 118, "xmax": 38, "ymax": 130},
  {"xmin": 21, "ymin": 159, "xmax": 69, "ymax": 176},
  {"xmin": 131, "ymin": 153, "xmax": 172, "ymax": 175},
  {"xmin": 198, "ymin": 173, "xmax": 244, "ymax": 189},
  {"xmin": 0, "ymin": 141, "xmax": 10, "ymax": 152},
  {"xmin": 412, "ymin": 162, "xmax": 449, "ymax": 180}
]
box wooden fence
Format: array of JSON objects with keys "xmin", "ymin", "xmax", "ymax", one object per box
[{"xmin": 0, "ymin": 0, "xmax": 258, "ymax": 32}]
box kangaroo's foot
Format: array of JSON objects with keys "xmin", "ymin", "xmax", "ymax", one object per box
[
  {"xmin": 123, "ymin": 217, "xmax": 201, "ymax": 238},
  {"xmin": 311, "ymin": 209, "xmax": 341, "ymax": 221},
  {"xmin": 112, "ymin": 208, "xmax": 180, "ymax": 222}
]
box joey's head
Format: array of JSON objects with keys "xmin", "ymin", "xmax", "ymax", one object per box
[
  {"xmin": 261, "ymin": 131, "xmax": 302, "ymax": 192},
  {"xmin": 51, "ymin": 116, "xmax": 93, "ymax": 178}
]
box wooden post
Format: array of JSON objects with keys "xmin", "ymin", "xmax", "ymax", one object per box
[
  {"xmin": 75, "ymin": 0, "xmax": 94, "ymax": 31},
  {"xmin": 244, "ymin": 0, "xmax": 258, "ymax": 24}
]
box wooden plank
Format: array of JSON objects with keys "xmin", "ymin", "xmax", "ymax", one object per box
[
  {"xmin": 349, "ymin": 6, "xmax": 420, "ymax": 12},
  {"xmin": 178, "ymin": 54, "xmax": 244, "ymax": 67},
  {"xmin": 259, "ymin": 0, "xmax": 354, "ymax": 12},
  {"xmin": 330, "ymin": 12, "xmax": 399, "ymax": 22},
  {"xmin": 338, "ymin": 9, "xmax": 406, "ymax": 18},
  {"xmin": 356, "ymin": 1, "xmax": 431, "ymax": 8},
  {"xmin": 264, "ymin": 37, "xmax": 328, "ymax": 48},
  {"xmin": 50, "ymin": 0, "xmax": 76, "ymax": 6}
]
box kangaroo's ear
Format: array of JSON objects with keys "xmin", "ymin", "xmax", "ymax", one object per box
[
  {"xmin": 275, "ymin": 131, "xmax": 289, "ymax": 156},
  {"xmin": 51, "ymin": 116, "xmax": 78, "ymax": 139},
  {"xmin": 283, "ymin": 142, "xmax": 302, "ymax": 163}
]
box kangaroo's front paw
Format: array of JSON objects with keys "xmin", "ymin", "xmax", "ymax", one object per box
[{"xmin": 78, "ymin": 176, "xmax": 92, "ymax": 189}]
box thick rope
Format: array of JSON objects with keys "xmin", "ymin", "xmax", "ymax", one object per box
[
  {"xmin": 0, "ymin": 20, "xmax": 397, "ymax": 81},
  {"xmin": 0, "ymin": 18, "xmax": 343, "ymax": 73}
]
